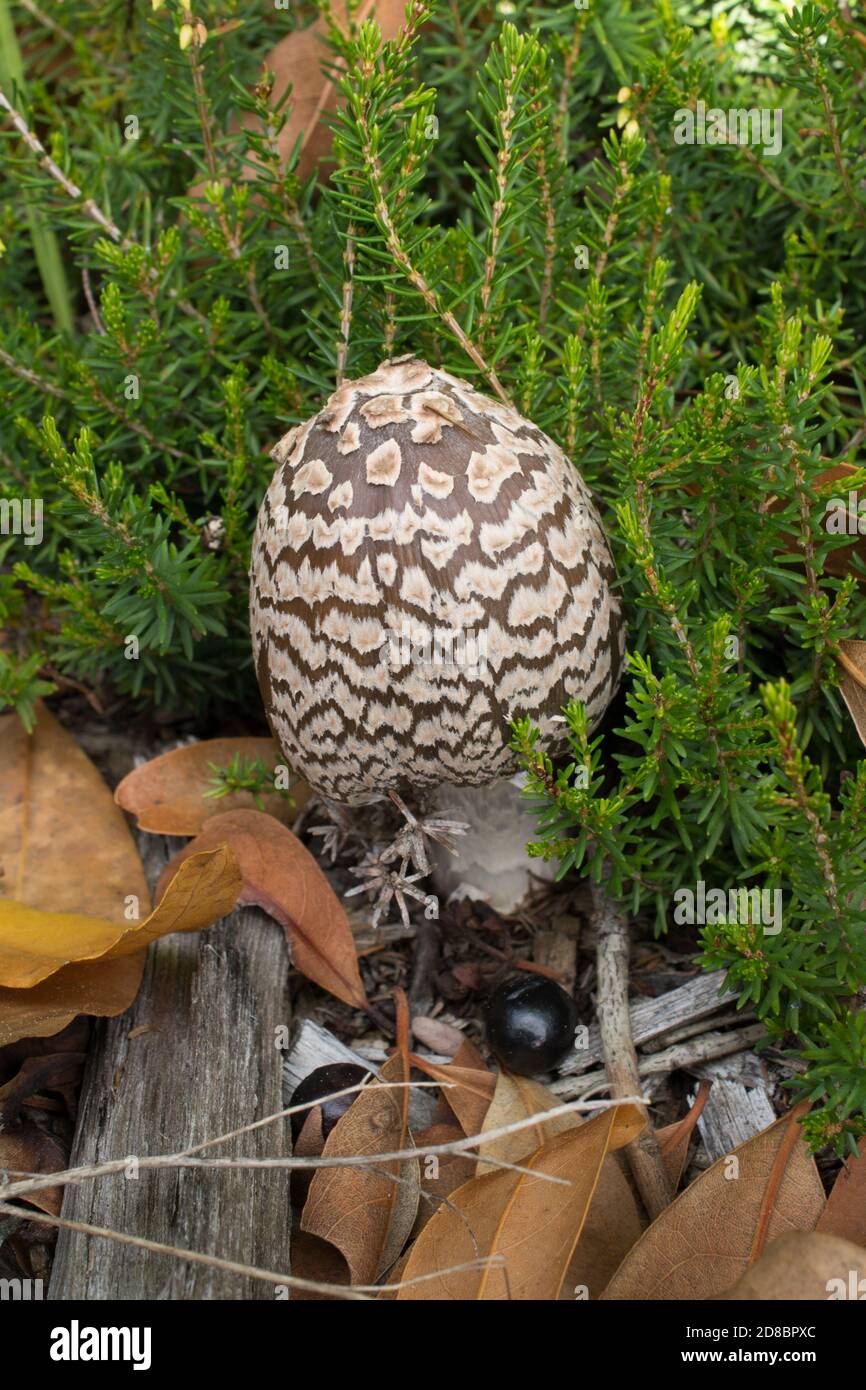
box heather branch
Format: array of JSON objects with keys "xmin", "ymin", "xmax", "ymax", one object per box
[
  {"xmin": 477, "ymin": 70, "xmax": 517, "ymax": 339},
  {"xmin": 382, "ymin": 135, "xmax": 424, "ymax": 357},
  {"xmin": 77, "ymin": 370, "xmax": 195, "ymax": 463},
  {"xmin": 764, "ymin": 684, "xmax": 842, "ymax": 920},
  {"xmin": 555, "ymin": 20, "xmax": 585, "ymax": 160},
  {"xmin": 355, "ymin": 107, "xmax": 511, "ymax": 405},
  {"xmin": 0, "ymin": 86, "xmax": 124, "ymax": 242},
  {"xmin": 185, "ymin": 44, "xmax": 273, "ymax": 336},
  {"xmin": 256, "ymin": 99, "xmax": 319, "ymax": 278},
  {"xmin": 594, "ymin": 156, "xmax": 632, "ymax": 282},
  {"xmin": 0, "ymin": 344, "xmax": 65, "ymax": 399},
  {"xmin": 533, "ymin": 101, "xmax": 557, "ymax": 327},
  {"xmin": 806, "ymin": 51, "xmax": 864, "ymax": 220},
  {"xmin": 0, "ymin": 85, "xmax": 207, "ymax": 328}
]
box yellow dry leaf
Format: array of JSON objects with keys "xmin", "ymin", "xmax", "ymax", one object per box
[
  {"xmin": 0, "ymin": 847, "xmax": 241, "ymax": 988},
  {"xmin": 475, "ymin": 1071, "xmax": 577, "ymax": 1175},
  {"xmin": 0, "ymin": 702, "xmax": 155, "ymax": 1044}
]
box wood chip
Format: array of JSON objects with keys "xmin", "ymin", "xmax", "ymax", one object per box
[
  {"xmin": 697, "ymin": 1079, "xmax": 776, "ymax": 1163},
  {"xmin": 558, "ymin": 969, "xmax": 729, "ymax": 1075}
]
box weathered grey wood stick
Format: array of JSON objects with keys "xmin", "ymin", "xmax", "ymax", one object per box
[
  {"xmin": 550, "ymin": 1022, "xmax": 767, "ymax": 1099},
  {"xmin": 49, "ymin": 833, "xmax": 292, "ymax": 1300},
  {"xmin": 558, "ymin": 967, "xmax": 729, "ymax": 1075},
  {"xmin": 593, "ymin": 879, "xmax": 672, "ymax": 1220}
]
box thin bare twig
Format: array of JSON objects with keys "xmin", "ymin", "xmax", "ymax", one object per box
[
  {"xmin": 477, "ymin": 70, "xmax": 517, "ymax": 341},
  {"xmin": 185, "ymin": 43, "xmax": 273, "ymax": 336},
  {"xmin": 78, "ymin": 371, "xmax": 195, "ymax": 462},
  {"xmin": 0, "ymin": 1092, "xmax": 645, "ymax": 1207},
  {"xmin": 555, "ymin": 23, "xmax": 583, "ymax": 160},
  {"xmin": 17, "ymin": 0, "xmax": 75, "ymax": 44},
  {"xmin": 0, "ymin": 1199, "xmax": 501, "ymax": 1301},
  {"xmin": 81, "ymin": 266, "xmax": 106, "ymax": 334}
]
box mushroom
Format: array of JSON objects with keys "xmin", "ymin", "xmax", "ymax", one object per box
[{"xmin": 250, "ymin": 355, "xmax": 625, "ymax": 922}]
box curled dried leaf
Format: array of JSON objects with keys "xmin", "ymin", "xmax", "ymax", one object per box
[{"xmin": 157, "ymin": 810, "xmax": 366, "ymax": 1009}]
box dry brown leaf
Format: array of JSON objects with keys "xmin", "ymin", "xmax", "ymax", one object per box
[
  {"xmin": 816, "ymin": 1140, "xmax": 866, "ymax": 1246},
  {"xmin": 562, "ymin": 1155, "xmax": 645, "ymax": 1300},
  {"xmin": 0, "ymin": 704, "xmax": 150, "ymax": 922},
  {"xmin": 410, "ymin": 1016, "xmax": 468, "ymax": 1055},
  {"xmin": 475, "ymin": 1071, "xmax": 577, "ymax": 1175},
  {"xmin": 809, "ymin": 464, "xmax": 866, "ymax": 581},
  {"xmin": 234, "ymin": 2, "xmax": 409, "ymax": 185},
  {"xmin": 685, "ymin": 463, "xmax": 866, "ymax": 584},
  {"xmin": 408, "ymin": 1053, "xmax": 496, "ymax": 1137},
  {"xmin": 471, "ymin": 1071, "xmax": 646, "ymax": 1299},
  {"xmin": 601, "ymin": 1108, "xmax": 826, "ymax": 1300},
  {"xmin": 301, "ymin": 992, "xmax": 418, "ymax": 1284},
  {"xmin": 290, "ymin": 1229, "xmax": 351, "ymax": 1301},
  {"xmin": 0, "ymin": 1120, "xmax": 66, "ymax": 1215},
  {"xmin": 377, "ymin": 1247, "xmax": 411, "ymax": 1300},
  {"xmin": 114, "ymin": 737, "xmax": 310, "ymax": 834},
  {"xmin": 836, "ymin": 638, "xmax": 866, "ymax": 745},
  {"xmin": 718, "ymin": 1231, "xmax": 866, "ymax": 1300},
  {"xmin": 449, "ymin": 1037, "xmax": 489, "ymax": 1071},
  {"xmin": 0, "ymin": 1018, "xmax": 90, "ymax": 1084},
  {"xmin": 0, "ymin": 955, "xmax": 147, "ymax": 1050},
  {"xmin": 423, "ymin": 1036, "xmax": 492, "ymax": 1128},
  {"xmin": 0, "ymin": 1052, "xmax": 85, "ymax": 1121},
  {"xmin": 156, "ymin": 810, "xmax": 366, "ymax": 1009},
  {"xmin": 0, "ymin": 900, "xmax": 133, "ymax": 988},
  {"xmin": 0, "ymin": 1047, "xmax": 81, "ymax": 1216},
  {"xmin": 291, "ymin": 1104, "xmax": 340, "ymax": 1213},
  {"xmin": 656, "ymin": 1080, "xmax": 711, "ymax": 1189},
  {"xmin": 836, "ymin": 639, "xmax": 866, "ymax": 688},
  {"xmin": 0, "ymin": 846, "xmax": 241, "ymax": 988},
  {"xmin": 409, "ymin": 1122, "xmax": 477, "ymax": 1239},
  {"xmin": 768, "ymin": 462, "xmax": 866, "ymax": 581},
  {"xmin": 840, "ymin": 675, "xmax": 866, "ymax": 744},
  {"xmin": 396, "ymin": 1103, "xmax": 645, "ymax": 1300},
  {"xmin": 0, "ymin": 849, "xmax": 239, "ymax": 1048}
]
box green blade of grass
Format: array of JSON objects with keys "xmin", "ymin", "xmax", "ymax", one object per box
[{"xmin": 0, "ymin": 0, "xmax": 74, "ymax": 335}]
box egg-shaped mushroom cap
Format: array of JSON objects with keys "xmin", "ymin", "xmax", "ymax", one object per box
[{"xmin": 250, "ymin": 356, "xmax": 625, "ymax": 805}]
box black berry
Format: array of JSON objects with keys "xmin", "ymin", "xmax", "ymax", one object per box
[
  {"xmin": 290, "ymin": 1062, "xmax": 370, "ymax": 1144},
  {"xmin": 485, "ymin": 975, "xmax": 578, "ymax": 1076}
]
